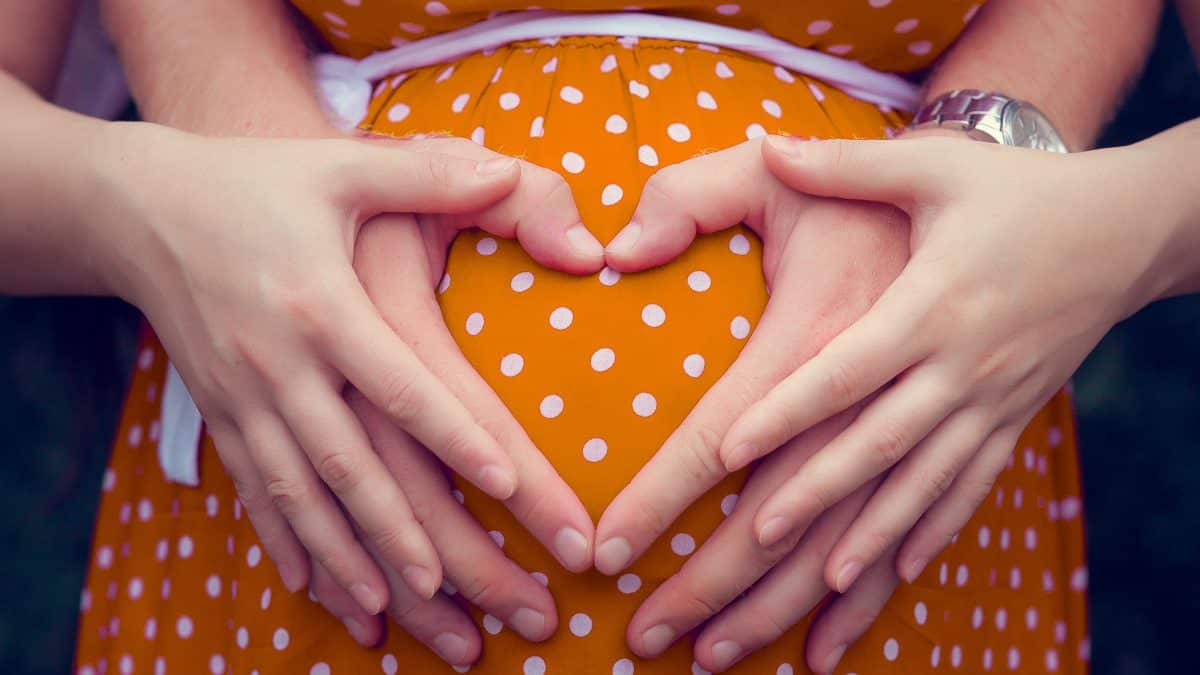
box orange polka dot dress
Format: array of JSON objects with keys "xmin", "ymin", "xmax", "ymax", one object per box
[{"xmin": 74, "ymin": 2, "xmax": 1091, "ymax": 674}]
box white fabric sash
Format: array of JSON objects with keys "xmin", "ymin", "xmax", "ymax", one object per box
[{"xmin": 314, "ymin": 10, "xmax": 921, "ymax": 129}]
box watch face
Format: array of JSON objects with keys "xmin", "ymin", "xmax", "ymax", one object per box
[{"xmin": 1004, "ymin": 103, "xmax": 1069, "ymax": 153}]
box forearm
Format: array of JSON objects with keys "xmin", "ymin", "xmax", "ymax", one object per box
[
  {"xmin": 0, "ymin": 74, "xmax": 125, "ymax": 295},
  {"xmin": 100, "ymin": 0, "xmax": 332, "ymax": 136},
  {"xmin": 0, "ymin": 0, "xmax": 78, "ymax": 97},
  {"xmin": 925, "ymin": 0, "xmax": 1160, "ymax": 149}
]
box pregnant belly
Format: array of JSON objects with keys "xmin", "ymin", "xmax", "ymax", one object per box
[{"xmin": 365, "ymin": 36, "xmax": 901, "ymax": 669}]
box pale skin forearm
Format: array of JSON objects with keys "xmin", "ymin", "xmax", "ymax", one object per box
[
  {"xmin": 100, "ymin": 0, "xmax": 331, "ymax": 136},
  {"xmin": 923, "ymin": 0, "xmax": 1161, "ymax": 149}
]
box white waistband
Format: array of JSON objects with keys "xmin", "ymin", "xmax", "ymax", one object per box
[{"xmin": 313, "ymin": 10, "xmax": 921, "ymax": 129}]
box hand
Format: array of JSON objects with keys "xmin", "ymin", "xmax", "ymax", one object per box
[
  {"xmin": 719, "ymin": 134, "xmax": 1151, "ymax": 599},
  {"xmin": 95, "ymin": 123, "xmax": 604, "ymax": 618},
  {"xmin": 592, "ymin": 137, "xmax": 911, "ymax": 668}
]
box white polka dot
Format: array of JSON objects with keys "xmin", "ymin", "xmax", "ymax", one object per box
[
  {"xmin": 97, "ymin": 546, "xmax": 113, "ymax": 569},
  {"xmin": 524, "ymin": 656, "xmax": 546, "ymax": 675},
  {"xmin": 667, "ymin": 123, "xmax": 692, "ymax": 142},
  {"xmin": 568, "ymin": 612, "xmax": 594, "ymax": 637},
  {"xmin": 696, "ymin": 91, "xmax": 718, "ymax": 110},
  {"xmin": 246, "ymin": 544, "xmax": 262, "ymax": 568},
  {"xmin": 632, "ymin": 393, "xmax": 657, "ymax": 417},
  {"xmin": 715, "ymin": 61, "xmax": 734, "ymax": 78},
  {"xmin": 465, "ymin": 312, "xmax": 485, "ymax": 335},
  {"xmin": 500, "ymin": 353, "xmax": 524, "ymax": 377},
  {"xmin": 827, "ymin": 43, "xmax": 854, "ymax": 55},
  {"xmin": 601, "ymin": 184, "xmax": 624, "ymax": 207},
  {"xmin": 808, "ymin": 19, "xmax": 833, "ymax": 35},
  {"xmin": 687, "ymin": 271, "xmax": 711, "ymax": 292},
  {"xmin": 538, "ymin": 394, "xmax": 565, "ymax": 419},
  {"xmin": 951, "ymin": 645, "xmax": 963, "ymax": 667},
  {"xmin": 1026, "ymin": 606, "xmax": 1039, "ymax": 630},
  {"xmin": 884, "ymin": 637, "xmax": 900, "ymax": 661},
  {"xmin": 425, "ymin": 1, "xmax": 449, "ymax": 15},
  {"xmin": 529, "ymin": 115, "xmax": 545, "ymax": 137},
  {"xmin": 476, "ymin": 237, "xmax": 498, "ymax": 255},
  {"xmin": 730, "ymin": 316, "xmax": 751, "ymax": 339},
  {"xmin": 103, "ymin": 468, "xmax": 116, "ymax": 492},
  {"xmin": 272, "ymin": 627, "xmax": 290, "ymax": 650},
  {"xmin": 177, "ymin": 536, "xmax": 193, "ymax": 559},
  {"xmin": 499, "ymin": 92, "xmax": 521, "ymax": 110},
  {"xmin": 895, "ymin": 18, "xmax": 920, "ymax": 33},
  {"xmin": 745, "ymin": 123, "xmax": 767, "ymax": 139},
  {"xmin": 204, "ymin": 575, "xmax": 221, "ymax": 598},
  {"xmin": 387, "ymin": 103, "xmax": 410, "ymax": 122},
  {"xmin": 562, "ymin": 151, "xmax": 586, "ymax": 174},
  {"xmin": 628, "ymin": 80, "xmax": 650, "ymax": 98},
  {"xmin": 452, "ymin": 489, "xmax": 465, "ymax": 504},
  {"xmin": 177, "ymin": 615, "xmax": 194, "ymax": 639},
  {"xmin": 510, "ymin": 271, "xmax": 535, "ymax": 292},
  {"xmin": 599, "ymin": 266, "xmax": 621, "ymax": 286},
  {"xmin": 869, "ymin": 0, "xmax": 892, "ymax": 6},
  {"xmin": 549, "ymin": 307, "xmax": 574, "ymax": 329},
  {"xmin": 1070, "ymin": 567, "xmax": 1088, "ymax": 591},
  {"xmin": 618, "ymin": 573, "xmax": 642, "ymax": 593},
  {"xmin": 583, "ymin": 438, "xmax": 608, "ymax": 462},
  {"xmin": 762, "ymin": 99, "xmax": 783, "ymax": 118},
  {"xmin": 728, "ymin": 233, "xmax": 752, "ymax": 255},
  {"xmin": 776, "ymin": 666, "xmax": 793, "ymax": 675},
  {"xmin": 210, "ymin": 655, "xmax": 225, "ymax": 674},
  {"xmin": 119, "ymin": 655, "xmax": 134, "ymax": 675},
  {"xmin": 483, "ymin": 614, "xmax": 503, "ymax": 634},
  {"xmin": 909, "ymin": 40, "xmax": 933, "ymax": 55},
  {"xmin": 683, "ymin": 354, "xmax": 706, "ymax": 378},
  {"xmin": 613, "ymin": 659, "xmax": 635, "ymax": 675},
  {"xmin": 972, "ymin": 605, "xmax": 985, "ymax": 629},
  {"xmin": 260, "ymin": 588, "xmax": 272, "ymax": 610},
  {"xmin": 236, "ymin": 627, "xmax": 249, "ymax": 649},
  {"xmin": 914, "ymin": 601, "xmax": 928, "ymax": 625},
  {"xmin": 638, "ymin": 144, "xmax": 659, "ymax": 166},
  {"xmin": 641, "ymin": 304, "xmax": 666, "ymax": 327},
  {"xmin": 310, "ymin": 664, "xmax": 330, "ymax": 675},
  {"xmin": 560, "ymin": 85, "xmax": 584, "ymax": 104},
  {"xmin": 470, "ymin": 126, "xmax": 485, "ymax": 145},
  {"xmin": 489, "ymin": 530, "xmax": 505, "ymax": 547},
  {"xmin": 978, "ymin": 525, "xmax": 991, "ymax": 548},
  {"xmin": 649, "ymin": 63, "xmax": 672, "ymax": 80},
  {"xmin": 996, "ymin": 607, "xmax": 1009, "ymax": 630},
  {"xmin": 1011, "ymin": 567, "xmax": 1023, "ymax": 589},
  {"xmin": 715, "ymin": 3, "xmax": 741, "ymax": 15},
  {"xmin": 773, "ymin": 65, "xmax": 796, "ymax": 83},
  {"xmin": 956, "ymin": 564, "xmax": 969, "ymax": 586},
  {"xmin": 671, "ymin": 533, "xmax": 696, "ymax": 555},
  {"xmin": 531, "ymin": 572, "xmax": 549, "ymax": 586},
  {"xmin": 808, "ymin": 83, "xmax": 826, "ymax": 102},
  {"xmin": 600, "ymin": 54, "xmax": 618, "ymax": 72},
  {"xmin": 591, "ymin": 348, "xmax": 616, "ymax": 372},
  {"xmin": 606, "ymin": 114, "xmax": 628, "ymax": 133}
]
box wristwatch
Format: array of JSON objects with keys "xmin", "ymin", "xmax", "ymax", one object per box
[{"xmin": 909, "ymin": 89, "xmax": 1069, "ymax": 153}]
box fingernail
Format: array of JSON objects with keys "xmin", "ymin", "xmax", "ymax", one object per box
[
  {"xmin": 343, "ymin": 617, "xmax": 373, "ymax": 646},
  {"xmin": 724, "ymin": 441, "xmax": 757, "ymax": 472},
  {"xmin": 349, "ymin": 583, "xmax": 382, "ymax": 615},
  {"xmin": 566, "ymin": 224, "xmax": 605, "ymax": 260},
  {"xmin": 476, "ymin": 157, "xmax": 518, "ymax": 176},
  {"xmin": 605, "ymin": 222, "xmax": 642, "ymax": 257},
  {"xmin": 477, "ymin": 464, "xmax": 517, "ymax": 500},
  {"xmin": 554, "ymin": 527, "xmax": 591, "ymax": 571},
  {"xmin": 509, "ymin": 607, "xmax": 547, "ymax": 640},
  {"xmin": 835, "ymin": 560, "xmax": 863, "ymax": 593},
  {"xmin": 403, "ymin": 565, "xmax": 438, "ymax": 599},
  {"xmin": 820, "ymin": 644, "xmax": 848, "ymax": 675},
  {"xmin": 640, "ymin": 624, "xmax": 676, "ymax": 655},
  {"xmin": 904, "ymin": 556, "xmax": 930, "ymax": 584},
  {"xmin": 432, "ymin": 632, "xmax": 471, "ymax": 664},
  {"xmin": 711, "ymin": 640, "xmax": 743, "ymax": 670},
  {"xmin": 595, "ymin": 537, "xmax": 633, "ymax": 575},
  {"xmin": 756, "ymin": 516, "xmax": 791, "ymax": 548},
  {"xmin": 765, "ymin": 134, "xmax": 806, "ymax": 157}
]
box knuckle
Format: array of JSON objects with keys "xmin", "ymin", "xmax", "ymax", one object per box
[
  {"xmin": 377, "ymin": 370, "xmax": 427, "ymax": 424},
  {"xmin": 668, "ymin": 577, "xmax": 728, "ymax": 620},
  {"xmin": 683, "ymin": 426, "xmax": 728, "ymax": 483},
  {"xmin": 823, "ymin": 359, "xmax": 863, "ymax": 409},
  {"xmin": 263, "ymin": 476, "xmax": 309, "ymax": 520},
  {"xmin": 420, "ymin": 153, "xmax": 457, "ymax": 194},
  {"xmin": 366, "ymin": 522, "xmax": 411, "ymax": 563},
  {"xmin": 315, "ymin": 450, "xmax": 365, "ymax": 495},
  {"xmin": 456, "ymin": 570, "xmax": 500, "ymax": 609},
  {"xmin": 865, "ymin": 421, "xmax": 910, "ymax": 466},
  {"xmin": 917, "ymin": 462, "xmax": 960, "ymax": 505},
  {"xmin": 435, "ymin": 425, "xmax": 478, "ymax": 464}
]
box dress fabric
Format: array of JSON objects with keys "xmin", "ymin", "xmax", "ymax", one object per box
[{"xmin": 74, "ymin": 1, "xmax": 1090, "ymax": 674}]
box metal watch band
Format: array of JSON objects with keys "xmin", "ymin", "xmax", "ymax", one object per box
[{"xmin": 910, "ymin": 89, "xmax": 1011, "ymax": 134}]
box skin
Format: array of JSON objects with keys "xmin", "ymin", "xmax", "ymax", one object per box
[
  {"xmin": 597, "ymin": 0, "xmax": 1160, "ymax": 671},
  {"xmin": 98, "ymin": 0, "xmax": 607, "ymax": 653}
]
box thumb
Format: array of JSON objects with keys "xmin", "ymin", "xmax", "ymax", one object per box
[
  {"xmin": 333, "ymin": 141, "xmax": 522, "ymax": 216},
  {"xmin": 761, "ymin": 135, "xmax": 955, "ymax": 209}
]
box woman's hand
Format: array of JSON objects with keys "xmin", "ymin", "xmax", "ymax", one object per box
[
  {"xmin": 717, "ymin": 134, "xmax": 1159, "ymax": 594},
  {"xmin": 95, "ymin": 123, "xmax": 604, "ymax": 617},
  {"xmin": 591, "ymin": 137, "xmax": 912, "ymax": 669}
]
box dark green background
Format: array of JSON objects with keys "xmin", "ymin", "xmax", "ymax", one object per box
[{"xmin": 3, "ymin": 11, "xmax": 1200, "ymax": 675}]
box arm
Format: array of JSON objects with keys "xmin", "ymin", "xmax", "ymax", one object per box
[
  {"xmin": 922, "ymin": 0, "xmax": 1161, "ymax": 149},
  {"xmin": 99, "ymin": 0, "xmax": 331, "ymax": 135},
  {"xmin": 0, "ymin": 0, "xmax": 77, "ymax": 96}
]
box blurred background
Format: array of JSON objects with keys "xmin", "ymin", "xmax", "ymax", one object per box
[{"xmin": 3, "ymin": 7, "xmax": 1200, "ymax": 675}]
